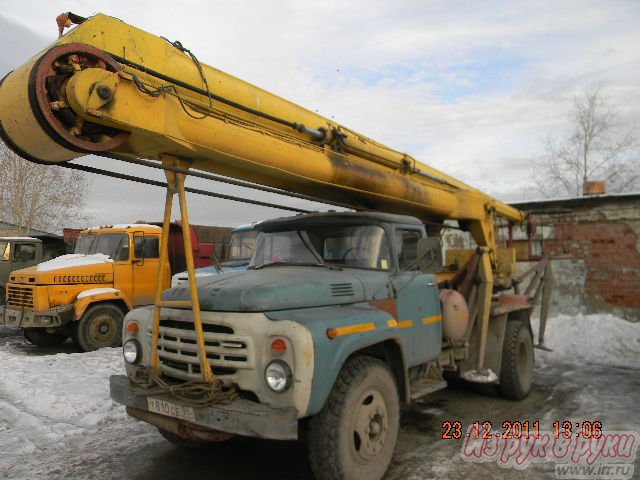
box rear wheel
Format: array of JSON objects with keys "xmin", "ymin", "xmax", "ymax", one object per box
[
  {"xmin": 23, "ymin": 328, "xmax": 68, "ymax": 347},
  {"xmin": 308, "ymin": 356, "xmax": 399, "ymax": 480},
  {"xmin": 72, "ymin": 303, "xmax": 124, "ymax": 352},
  {"xmin": 499, "ymin": 321, "xmax": 534, "ymax": 400}
]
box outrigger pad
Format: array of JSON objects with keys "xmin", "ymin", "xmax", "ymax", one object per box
[{"xmin": 461, "ymin": 368, "xmax": 498, "ymax": 384}]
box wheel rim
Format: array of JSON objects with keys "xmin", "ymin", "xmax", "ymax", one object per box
[
  {"xmin": 89, "ymin": 313, "xmax": 117, "ymax": 344},
  {"xmin": 350, "ymin": 388, "xmax": 389, "ymax": 463}
]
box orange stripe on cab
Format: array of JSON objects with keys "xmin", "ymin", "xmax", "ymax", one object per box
[
  {"xmin": 422, "ymin": 315, "xmax": 442, "ymax": 325},
  {"xmin": 327, "ymin": 322, "xmax": 376, "ymax": 339},
  {"xmin": 387, "ymin": 319, "xmax": 413, "ymax": 328}
]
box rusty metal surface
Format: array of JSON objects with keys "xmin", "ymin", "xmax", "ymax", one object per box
[
  {"xmin": 127, "ymin": 407, "xmax": 235, "ymax": 442},
  {"xmin": 370, "ymin": 298, "xmax": 398, "ymax": 319},
  {"xmin": 30, "ymin": 43, "xmax": 129, "ymax": 153},
  {"xmin": 110, "ymin": 375, "xmax": 299, "ymax": 440}
]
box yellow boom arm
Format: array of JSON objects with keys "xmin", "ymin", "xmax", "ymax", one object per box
[{"xmin": 0, "ymin": 13, "xmax": 524, "ymax": 251}]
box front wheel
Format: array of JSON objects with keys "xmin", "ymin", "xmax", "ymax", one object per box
[
  {"xmin": 308, "ymin": 356, "xmax": 400, "ymax": 480},
  {"xmin": 499, "ymin": 320, "xmax": 534, "ymax": 400},
  {"xmin": 23, "ymin": 328, "xmax": 68, "ymax": 347},
  {"xmin": 72, "ymin": 303, "xmax": 124, "ymax": 352}
]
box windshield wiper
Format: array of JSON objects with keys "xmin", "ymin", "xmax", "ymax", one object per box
[
  {"xmin": 251, "ymin": 261, "xmax": 289, "ymax": 270},
  {"xmin": 309, "ymin": 262, "xmax": 342, "ymax": 270},
  {"xmin": 288, "ymin": 262, "xmax": 342, "ymax": 270},
  {"xmin": 252, "ymin": 262, "xmax": 342, "ymax": 271}
]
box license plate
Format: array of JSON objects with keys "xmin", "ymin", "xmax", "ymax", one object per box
[{"xmin": 147, "ymin": 397, "xmax": 195, "ymax": 422}]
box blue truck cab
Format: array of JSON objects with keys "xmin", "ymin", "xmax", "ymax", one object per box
[
  {"xmin": 111, "ymin": 211, "xmax": 536, "ymax": 480},
  {"xmin": 170, "ymin": 223, "xmax": 257, "ymax": 287}
]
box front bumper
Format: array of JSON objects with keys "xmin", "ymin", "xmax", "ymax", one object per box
[
  {"xmin": 0, "ymin": 304, "xmax": 73, "ymax": 328},
  {"xmin": 110, "ymin": 375, "xmax": 299, "ymax": 440}
]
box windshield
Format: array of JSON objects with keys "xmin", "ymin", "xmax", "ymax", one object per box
[
  {"xmin": 74, "ymin": 233, "xmax": 130, "ymax": 261},
  {"xmin": 250, "ymin": 224, "xmax": 391, "ymax": 270},
  {"xmin": 0, "ymin": 242, "xmax": 9, "ymax": 261},
  {"xmin": 228, "ymin": 230, "xmax": 257, "ymax": 261}
]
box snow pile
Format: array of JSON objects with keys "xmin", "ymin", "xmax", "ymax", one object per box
[
  {"xmin": 77, "ymin": 287, "xmax": 120, "ymax": 299},
  {"xmin": 0, "ymin": 344, "xmax": 157, "ymax": 479},
  {"xmin": 36, "ymin": 253, "xmax": 113, "ymax": 272},
  {"xmin": 535, "ymin": 314, "xmax": 640, "ymax": 368},
  {"xmin": 87, "ymin": 224, "xmax": 161, "ymax": 231},
  {"xmin": 0, "ymin": 346, "xmax": 127, "ymax": 430}
]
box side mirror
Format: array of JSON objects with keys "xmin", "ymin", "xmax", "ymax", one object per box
[{"xmin": 417, "ymin": 238, "xmax": 443, "ymax": 273}]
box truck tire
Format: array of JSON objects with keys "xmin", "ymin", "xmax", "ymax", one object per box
[
  {"xmin": 499, "ymin": 320, "xmax": 534, "ymax": 400},
  {"xmin": 308, "ymin": 355, "xmax": 399, "ymax": 480},
  {"xmin": 0, "ymin": 286, "xmax": 5, "ymax": 306},
  {"xmin": 72, "ymin": 303, "xmax": 124, "ymax": 352},
  {"xmin": 23, "ymin": 328, "xmax": 68, "ymax": 347}
]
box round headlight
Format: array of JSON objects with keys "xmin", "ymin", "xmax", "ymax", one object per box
[
  {"xmin": 123, "ymin": 339, "xmax": 141, "ymax": 364},
  {"xmin": 265, "ymin": 360, "xmax": 292, "ymax": 392}
]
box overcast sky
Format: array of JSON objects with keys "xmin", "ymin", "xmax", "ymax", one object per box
[{"xmin": 1, "ymin": 0, "xmax": 639, "ymax": 229}]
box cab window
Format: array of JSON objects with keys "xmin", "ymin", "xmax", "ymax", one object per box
[
  {"xmin": 395, "ymin": 229, "xmax": 421, "ymax": 271},
  {"xmin": 134, "ymin": 237, "xmax": 160, "ymax": 259},
  {"xmin": 251, "ymin": 225, "xmax": 391, "ymax": 271},
  {"xmin": 13, "ymin": 243, "xmax": 37, "ymax": 262},
  {"xmin": 0, "ymin": 242, "xmax": 9, "ymax": 261},
  {"xmin": 75, "ymin": 233, "xmax": 130, "ymax": 261}
]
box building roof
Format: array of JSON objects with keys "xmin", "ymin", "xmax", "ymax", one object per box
[
  {"xmin": 0, "ymin": 221, "xmax": 62, "ymax": 239},
  {"xmin": 510, "ymin": 191, "xmax": 640, "ymax": 212}
]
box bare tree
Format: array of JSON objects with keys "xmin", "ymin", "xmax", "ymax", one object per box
[
  {"xmin": 0, "ymin": 142, "xmax": 91, "ymax": 233},
  {"xmin": 531, "ymin": 87, "xmax": 639, "ymax": 198}
]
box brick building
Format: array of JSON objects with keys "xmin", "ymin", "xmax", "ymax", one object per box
[{"xmin": 511, "ymin": 193, "xmax": 640, "ymax": 321}]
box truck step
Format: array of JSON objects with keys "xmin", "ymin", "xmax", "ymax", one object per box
[{"xmin": 409, "ymin": 378, "xmax": 448, "ymax": 401}]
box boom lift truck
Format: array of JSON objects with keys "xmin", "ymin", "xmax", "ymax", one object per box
[{"xmin": 0, "ymin": 12, "xmax": 552, "ymax": 479}]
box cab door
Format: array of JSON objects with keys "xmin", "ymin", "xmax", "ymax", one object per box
[
  {"xmin": 111, "ymin": 236, "xmax": 133, "ymax": 305},
  {"xmin": 390, "ymin": 228, "xmax": 442, "ymax": 366},
  {"xmin": 132, "ymin": 234, "xmax": 160, "ymax": 306}
]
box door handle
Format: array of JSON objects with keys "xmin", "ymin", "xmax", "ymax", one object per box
[{"xmin": 427, "ymin": 282, "xmax": 436, "ymax": 287}]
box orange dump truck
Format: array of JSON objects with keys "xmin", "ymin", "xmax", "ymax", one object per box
[{"xmin": 0, "ymin": 223, "xmax": 229, "ymax": 351}]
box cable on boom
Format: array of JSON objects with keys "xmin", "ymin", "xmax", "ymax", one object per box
[{"xmin": 60, "ymin": 162, "xmax": 314, "ymax": 213}]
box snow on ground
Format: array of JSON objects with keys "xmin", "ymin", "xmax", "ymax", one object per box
[
  {"xmin": 0, "ymin": 340, "xmax": 157, "ymax": 479},
  {"xmin": 0, "ymin": 313, "xmax": 638, "ymax": 479},
  {"xmin": 534, "ymin": 313, "xmax": 640, "ymax": 368}
]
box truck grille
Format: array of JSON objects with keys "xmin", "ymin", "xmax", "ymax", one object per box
[
  {"xmin": 156, "ymin": 317, "xmax": 253, "ymax": 382},
  {"xmin": 7, "ymin": 286, "xmax": 34, "ymax": 308}
]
